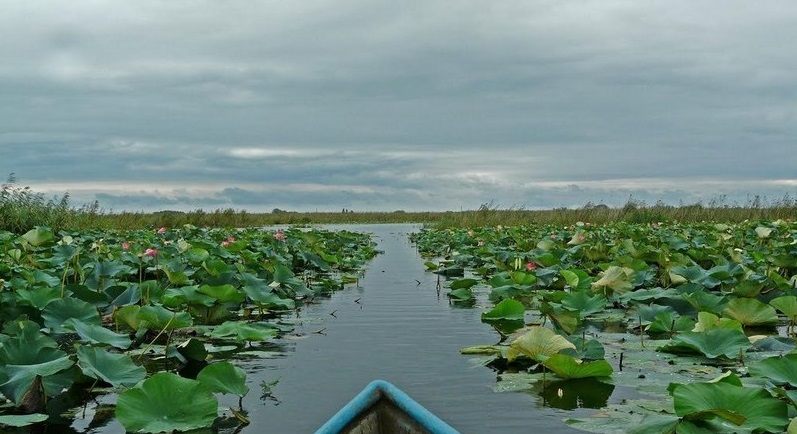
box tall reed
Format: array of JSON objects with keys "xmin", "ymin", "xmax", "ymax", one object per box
[{"xmin": 1, "ymin": 175, "xmax": 794, "ymax": 232}]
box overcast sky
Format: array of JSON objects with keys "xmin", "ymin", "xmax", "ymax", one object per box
[{"xmin": 1, "ymin": 1, "xmax": 795, "ymax": 211}]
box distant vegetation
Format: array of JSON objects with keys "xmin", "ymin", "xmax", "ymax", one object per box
[
  {"xmin": 2, "ymin": 175, "xmax": 795, "ymax": 232},
  {"xmin": 432, "ymin": 199, "xmax": 797, "ymax": 228}
]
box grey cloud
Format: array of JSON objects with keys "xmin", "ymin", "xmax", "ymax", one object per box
[{"xmin": 0, "ymin": 1, "xmax": 795, "ymax": 210}]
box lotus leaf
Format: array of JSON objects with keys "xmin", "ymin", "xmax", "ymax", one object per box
[
  {"xmin": 197, "ymin": 361, "xmax": 249, "ymax": 397},
  {"xmin": 137, "ymin": 305, "xmax": 193, "ymax": 331},
  {"xmin": 0, "ymin": 414, "xmax": 48, "ymax": 427},
  {"xmin": 482, "ymin": 299, "xmax": 525, "ymax": 321},
  {"xmin": 507, "ymin": 326, "xmax": 575, "ymax": 362},
  {"xmin": 210, "ymin": 321, "xmax": 278, "ymax": 342},
  {"xmin": 558, "ymin": 291, "xmax": 606, "ymax": 319},
  {"xmin": 542, "ymin": 354, "xmax": 613, "ymax": 379},
  {"xmin": 448, "ymin": 288, "xmax": 475, "ymax": 301},
  {"xmin": 659, "ymin": 329, "xmax": 750, "ymax": 359},
  {"xmin": 66, "ymin": 319, "xmax": 131, "ymax": 349},
  {"xmin": 21, "ymin": 227, "xmax": 54, "ymax": 247},
  {"xmin": 450, "ymin": 278, "xmax": 478, "ymax": 290},
  {"xmin": 75, "ymin": 346, "xmax": 145, "ymax": 387},
  {"xmin": 671, "ymin": 382, "xmax": 788, "ymax": 432},
  {"xmin": 692, "ymin": 311, "xmax": 743, "ymax": 332},
  {"xmin": 592, "ymin": 266, "xmax": 634, "ymax": 294},
  {"xmin": 116, "ymin": 372, "xmax": 218, "ymax": 433},
  {"xmin": 770, "ymin": 296, "xmax": 797, "ymax": 321},
  {"xmin": 42, "ymin": 298, "xmax": 101, "ymax": 333},
  {"xmin": 748, "ymin": 354, "xmax": 797, "ymax": 387},
  {"xmin": 723, "ymin": 298, "xmax": 778, "ymax": 327}
]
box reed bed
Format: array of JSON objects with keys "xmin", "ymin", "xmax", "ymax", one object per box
[{"xmin": 2, "ymin": 176, "xmax": 794, "ymax": 232}]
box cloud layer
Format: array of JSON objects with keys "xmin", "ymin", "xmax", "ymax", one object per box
[{"xmin": 1, "ymin": 1, "xmax": 795, "ymax": 211}]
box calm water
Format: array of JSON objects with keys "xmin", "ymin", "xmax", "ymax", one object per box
[
  {"xmin": 235, "ymin": 224, "xmax": 584, "ymax": 433},
  {"xmin": 83, "ymin": 224, "xmax": 589, "ymax": 433}
]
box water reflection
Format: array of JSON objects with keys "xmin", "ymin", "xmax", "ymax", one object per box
[
  {"xmin": 485, "ymin": 319, "xmax": 525, "ymax": 335},
  {"xmin": 537, "ymin": 379, "xmax": 615, "ymax": 410}
]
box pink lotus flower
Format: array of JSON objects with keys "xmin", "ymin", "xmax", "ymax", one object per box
[
  {"xmin": 144, "ymin": 248, "xmax": 158, "ymax": 257},
  {"xmin": 525, "ymin": 262, "xmax": 537, "ymax": 271},
  {"xmin": 157, "ymin": 227, "xmax": 167, "ymax": 234},
  {"xmin": 226, "ymin": 236, "xmax": 236, "ymax": 243},
  {"xmin": 121, "ymin": 242, "xmax": 131, "ymax": 251},
  {"xmin": 274, "ymin": 230, "xmax": 286, "ymax": 242}
]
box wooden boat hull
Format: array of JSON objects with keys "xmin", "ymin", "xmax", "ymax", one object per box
[{"xmin": 315, "ymin": 380, "xmax": 459, "ymax": 434}]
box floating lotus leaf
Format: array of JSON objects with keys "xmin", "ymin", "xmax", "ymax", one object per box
[
  {"xmin": 507, "ymin": 326, "xmax": 575, "ymax": 362},
  {"xmin": 75, "ymin": 346, "xmax": 145, "ymax": 387},
  {"xmin": 542, "ymin": 354, "xmax": 613, "ymax": 379},
  {"xmin": 110, "ymin": 284, "xmax": 142, "ymax": 307},
  {"xmin": 563, "ymin": 336, "xmax": 605, "ymax": 360},
  {"xmin": 671, "ymin": 382, "xmax": 788, "ymax": 432},
  {"xmin": 161, "ymin": 285, "xmax": 215, "ymax": 308},
  {"xmin": 660, "ymin": 329, "xmax": 750, "ymax": 359},
  {"xmin": 647, "ymin": 311, "xmax": 694, "ymax": 335},
  {"xmin": 0, "ymin": 414, "xmax": 48, "ymax": 427},
  {"xmin": 240, "ymin": 272, "xmax": 271, "ymax": 298},
  {"xmin": 185, "ymin": 247, "xmax": 210, "ymax": 264},
  {"xmin": 272, "ymin": 263, "xmax": 297, "ymax": 284},
  {"xmin": 539, "ymin": 303, "xmax": 580, "ymax": 334},
  {"xmin": 210, "ymin": 321, "xmax": 278, "ymax": 342},
  {"xmin": 692, "ymin": 311, "xmax": 743, "ymax": 332},
  {"xmin": 460, "ymin": 345, "xmax": 503, "ymax": 356},
  {"xmin": 137, "ymin": 304, "xmax": 193, "ymax": 331},
  {"xmin": 732, "ymin": 279, "xmax": 765, "ymax": 298},
  {"xmin": 482, "ymin": 299, "xmax": 525, "ymax": 321},
  {"xmin": 723, "ymin": 298, "xmax": 778, "ymax": 327},
  {"xmin": 116, "ymin": 372, "xmax": 218, "ymax": 433},
  {"xmin": 114, "ymin": 305, "xmax": 141, "ymax": 330},
  {"xmin": 16, "ymin": 287, "xmax": 61, "ymax": 310},
  {"xmin": 66, "ymin": 319, "xmax": 131, "ymax": 349},
  {"xmin": 0, "ymin": 353, "xmax": 74, "ymax": 406},
  {"xmin": 300, "ymin": 250, "xmax": 330, "ymax": 270},
  {"xmin": 197, "ymin": 284, "xmax": 244, "ymax": 303},
  {"xmin": 42, "ymin": 298, "xmax": 101, "ymax": 333},
  {"xmin": 592, "ymin": 266, "xmax": 634, "ymax": 294},
  {"xmin": 669, "ymin": 265, "xmax": 722, "ymax": 288},
  {"xmin": 448, "ymin": 287, "xmax": 475, "ymax": 301},
  {"xmin": 175, "ymin": 338, "xmax": 208, "ymax": 362},
  {"xmin": 197, "ymin": 361, "xmax": 249, "ymax": 397},
  {"xmin": 681, "ymin": 290, "xmax": 727, "ymax": 314},
  {"xmin": 20, "ymin": 227, "xmax": 54, "ymax": 247},
  {"xmin": 450, "ymin": 278, "xmax": 478, "ymax": 290},
  {"xmin": 558, "ymin": 291, "xmax": 606, "ymax": 319},
  {"xmin": 637, "ymin": 304, "xmax": 673, "ymax": 325},
  {"xmin": 510, "ymin": 271, "xmax": 537, "ymax": 286},
  {"xmin": 770, "ymin": 296, "xmax": 797, "ymax": 321},
  {"xmin": 560, "ymin": 269, "xmax": 580, "ymax": 288},
  {"xmin": 748, "ymin": 354, "xmax": 797, "ymax": 387}
]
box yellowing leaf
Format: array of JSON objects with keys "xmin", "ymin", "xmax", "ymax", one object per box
[{"xmin": 507, "ymin": 326, "xmax": 575, "ymax": 362}]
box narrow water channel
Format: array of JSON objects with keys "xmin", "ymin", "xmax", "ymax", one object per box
[{"xmin": 236, "ymin": 224, "xmax": 583, "ymax": 433}]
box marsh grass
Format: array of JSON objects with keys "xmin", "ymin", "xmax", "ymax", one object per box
[
  {"xmin": 432, "ymin": 199, "xmax": 797, "ymax": 228},
  {"xmin": 0, "ymin": 174, "xmax": 103, "ymax": 233},
  {"xmin": 1, "ymin": 175, "xmax": 794, "ymax": 232}
]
